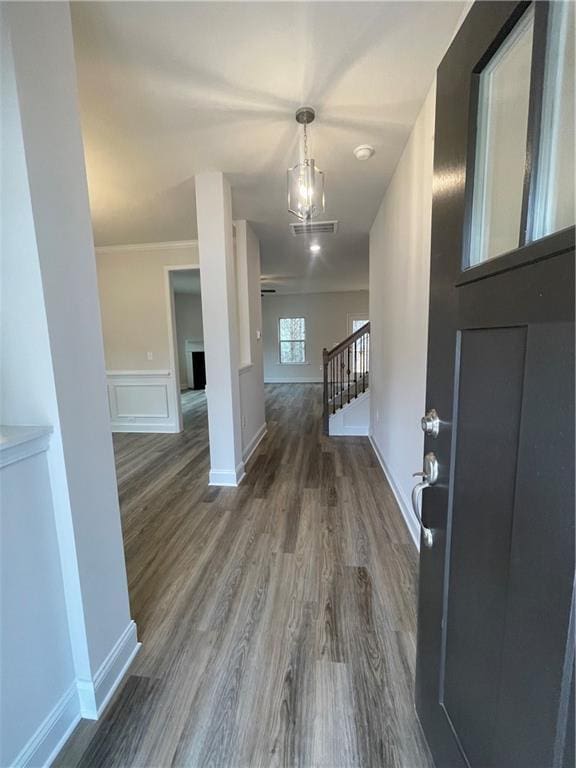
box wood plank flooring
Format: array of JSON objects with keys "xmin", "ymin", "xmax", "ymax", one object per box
[{"xmin": 55, "ymin": 384, "xmax": 433, "ymax": 768}]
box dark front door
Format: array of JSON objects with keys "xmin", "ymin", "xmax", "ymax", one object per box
[{"xmin": 415, "ymin": 3, "xmax": 575, "ymax": 767}]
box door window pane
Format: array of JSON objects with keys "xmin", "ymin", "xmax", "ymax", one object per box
[
  {"xmin": 351, "ymin": 318, "xmax": 369, "ymax": 373},
  {"xmin": 352, "ymin": 319, "xmax": 368, "ymax": 332},
  {"xmin": 468, "ymin": 7, "xmax": 534, "ymax": 267},
  {"xmin": 532, "ymin": 2, "xmax": 575, "ymax": 239},
  {"xmin": 279, "ymin": 317, "xmax": 306, "ymax": 364}
]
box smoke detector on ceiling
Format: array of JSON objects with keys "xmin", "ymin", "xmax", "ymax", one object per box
[{"xmin": 353, "ymin": 144, "xmax": 376, "ymax": 161}]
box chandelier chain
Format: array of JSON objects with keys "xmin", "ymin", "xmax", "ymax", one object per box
[{"xmin": 303, "ymin": 122, "xmax": 309, "ymax": 163}]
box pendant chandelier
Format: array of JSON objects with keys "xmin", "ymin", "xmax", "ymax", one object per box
[{"xmin": 287, "ymin": 107, "xmax": 325, "ymax": 221}]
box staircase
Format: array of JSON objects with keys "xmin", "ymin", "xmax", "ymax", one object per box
[{"xmin": 322, "ymin": 322, "xmax": 370, "ymax": 434}]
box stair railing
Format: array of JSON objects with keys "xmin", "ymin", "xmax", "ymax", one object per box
[{"xmin": 322, "ymin": 322, "xmax": 370, "ymax": 433}]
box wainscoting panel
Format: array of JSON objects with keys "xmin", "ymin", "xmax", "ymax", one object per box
[{"xmin": 106, "ymin": 371, "xmax": 180, "ymax": 433}]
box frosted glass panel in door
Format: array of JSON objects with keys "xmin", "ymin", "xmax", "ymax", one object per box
[{"xmin": 468, "ymin": 8, "xmax": 534, "ymax": 266}]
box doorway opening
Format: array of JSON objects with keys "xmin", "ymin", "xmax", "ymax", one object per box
[{"xmin": 166, "ymin": 265, "xmax": 206, "ymax": 433}]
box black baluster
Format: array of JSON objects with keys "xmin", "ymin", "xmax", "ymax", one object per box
[
  {"xmin": 367, "ymin": 331, "xmax": 369, "ymax": 386},
  {"xmin": 347, "ymin": 346, "xmax": 350, "ymax": 403},
  {"xmin": 362, "ymin": 335, "xmax": 365, "ymax": 393},
  {"xmin": 339, "ymin": 352, "xmax": 343, "ymax": 410},
  {"xmin": 332, "ymin": 356, "xmax": 336, "ymax": 414},
  {"xmin": 354, "ymin": 339, "xmax": 357, "ymax": 398}
]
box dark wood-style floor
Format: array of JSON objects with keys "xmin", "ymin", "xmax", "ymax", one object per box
[{"xmin": 56, "ymin": 384, "xmax": 433, "ymax": 768}]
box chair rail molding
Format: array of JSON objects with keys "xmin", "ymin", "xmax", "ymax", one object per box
[{"xmin": 106, "ymin": 370, "xmax": 180, "ymax": 433}]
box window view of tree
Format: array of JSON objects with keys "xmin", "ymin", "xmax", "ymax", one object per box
[{"xmin": 279, "ymin": 317, "xmax": 306, "ymax": 363}]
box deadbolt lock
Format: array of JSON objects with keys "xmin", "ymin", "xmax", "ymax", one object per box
[{"xmin": 421, "ymin": 408, "xmax": 440, "ymax": 438}]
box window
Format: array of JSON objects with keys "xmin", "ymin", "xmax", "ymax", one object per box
[
  {"xmin": 278, "ymin": 317, "xmax": 306, "ymax": 364},
  {"xmin": 468, "ymin": 7, "xmax": 534, "ymax": 266},
  {"xmin": 351, "ymin": 318, "xmax": 369, "ymax": 374},
  {"xmin": 466, "ymin": 2, "xmax": 575, "ymax": 269},
  {"xmin": 532, "ymin": 1, "xmax": 575, "ymax": 239}
]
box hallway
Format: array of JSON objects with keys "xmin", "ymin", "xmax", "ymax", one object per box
[{"xmin": 56, "ymin": 384, "xmax": 432, "ymax": 768}]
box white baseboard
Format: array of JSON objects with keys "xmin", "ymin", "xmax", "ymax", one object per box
[
  {"xmin": 368, "ymin": 435, "xmax": 420, "ymax": 551},
  {"xmin": 110, "ymin": 423, "xmax": 180, "ymax": 434},
  {"xmin": 331, "ymin": 424, "xmax": 370, "ymax": 436},
  {"xmin": 77, "ymin": 621, "xmax": 141, "ymax": 719},
  {"xmin": 209, "ymin": 461, "xmax": 246, "ymax": 487},
  {"xmin": 243, "ymin": 423, "xmax": 267, "ymax": 464},
  {"xmin": 12, "ymin": 682, "xmax": 80, "ymax": 768},
  {"xmin": 106, "ymin": 370, "xmax": 180, "ymax": 434},
  {"xmin": 264, "ymin": 377, "xmax": 322, "ymax": 384}
]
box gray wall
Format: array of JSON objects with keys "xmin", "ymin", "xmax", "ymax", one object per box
[
  {"xmin": 369, "ymin": 82, "xmax": 435, "ymax": 548},
  {"xmin": 262, "ymin": 291, "xmax": 369, "ymax": 383}
]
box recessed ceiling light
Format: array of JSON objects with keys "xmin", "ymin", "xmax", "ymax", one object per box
[
  {"xmin": 310, "ymin": 244, "xmax": 321, "ymax": 254},
  {"xmin": 353, "ymin": 144, "xmax": 376, "ymax": 161}
]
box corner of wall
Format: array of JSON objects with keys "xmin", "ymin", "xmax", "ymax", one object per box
[{"xmin": 77, "ymin": 621, "xmax": 140, "ymax": 719}]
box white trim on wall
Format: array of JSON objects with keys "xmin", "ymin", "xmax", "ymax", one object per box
[
  {"xmin": 76, "ymin": 620, "xmax": 140, "ymax": 719},
  {"xmin": 209, "ymin": 462, "xmax": 246, "ymax": 487},
  {"xmin": 0, "ymin": 426, "xmax": 52, "ymax": 469},
  {"xmin": 11, "ymin": 682, "xmax": 80, "ymax": 768},
  {"xmin": 96, "ymin": 240, "xmax": 198, "ymax": 256},
  {"xmin": 242, "ymin": 422, "xmax": 267, "ymax": 464},
  {"xmin": 264, "ymin": 376, "xmax": 322, "ymax": 384},
  {"xmin": 369, "ymin": 434, "xmax": 420, "ymax": 551},
  {"xmin": 347, "ymin": 312, "xmax": 369, "ymax": 336},
  {"xmin": 106, "ymin": 370, "xmax": 180, "ymax": 433}
]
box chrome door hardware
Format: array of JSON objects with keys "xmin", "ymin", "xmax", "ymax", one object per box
[
  {"xmin": 421, "ymin": 409, "xmax": 440, "ymax": 438},
  {"xmin": 411, "ymin": 452, "xmax": 438, "ymax": 548}
]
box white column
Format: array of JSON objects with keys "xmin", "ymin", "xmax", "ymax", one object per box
[
  {"xmin": 196, "ymin": 172, "xmax": 244, "ymax": 485},
  {"xmin": 4, "ymin": 2, "xmax": 138, "ymax": 719}
]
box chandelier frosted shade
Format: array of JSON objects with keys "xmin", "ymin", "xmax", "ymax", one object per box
[{"xmin": 287, "ymin": 159, "xmax": 325, "ymax": 221}]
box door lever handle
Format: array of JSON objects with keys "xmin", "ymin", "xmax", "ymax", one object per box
[
  {"xmin": 411, "ymin": 480, "xmax": 434, "ymax": 548},
  {"xmin": 410, "ymin": 452, "xmax": 438, "ymax": 549}
]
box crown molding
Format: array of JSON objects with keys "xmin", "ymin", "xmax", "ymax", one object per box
[{"xmin": 95, "ymin": 240, "xmax": 198, "ymax": 256}]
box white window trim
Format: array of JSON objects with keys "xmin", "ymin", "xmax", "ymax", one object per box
[{"xmin": 347, "ymin": 313, "xmax": 369, "ymax": 336}]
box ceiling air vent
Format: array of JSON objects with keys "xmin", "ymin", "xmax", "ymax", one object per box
[{"xmin": 289, "ymin": 220, "xmax": 338, "ymax": 236}]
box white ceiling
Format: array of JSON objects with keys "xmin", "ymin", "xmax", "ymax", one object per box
[{"xmin": 71, "ymin": 1, "xmax": 464, "ymax": 293}]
